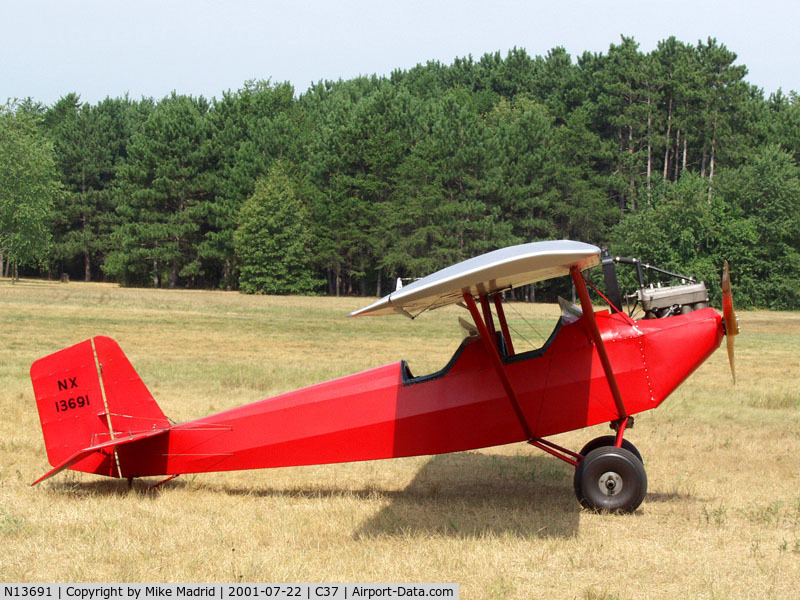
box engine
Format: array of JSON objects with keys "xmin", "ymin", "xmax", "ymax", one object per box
[
  {"xmin": 636, "ymin": 281, "xmax": 709, "ymax": 319},
  {"xmin": 601, "ymin": 250, "xmax": 709, "ymax": 319}
]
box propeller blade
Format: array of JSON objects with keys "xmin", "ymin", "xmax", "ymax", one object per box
[
  {"xmin": 721, "ymin": 260, "xmax": 739, "ymax": 383},
  {"xmin": 726, "ymin": 335, "xmax": 736, "ymax": 384}
]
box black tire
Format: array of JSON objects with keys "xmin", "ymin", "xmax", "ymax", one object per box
[
  {"xmin": 578, "ymin": 435, "xmax": 643, "ymax": 464},
  {"xmin": 574, "ymin": 446, "xmax": 647, "ymax": 513},
  {"xmin": 572, "ymin": 436, "xmax": 644, "ymax": 503}
]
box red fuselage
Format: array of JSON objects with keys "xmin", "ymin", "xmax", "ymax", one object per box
[{"xmin": 112, "ymin": 308, "xmax": 723, "ymax": 478}]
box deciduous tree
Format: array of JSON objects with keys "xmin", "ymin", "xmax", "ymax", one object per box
[
  {"xmin": 0, "ymin": 104, "xmax": 59, "ymax": 279},
  {"xmin": 235, "ymin": 163, "xmax": 320, "ymax": 294}
]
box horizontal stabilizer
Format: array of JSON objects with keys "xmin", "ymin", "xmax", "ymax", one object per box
[{"xmin": 31, "ymin": 427, "xmax": 169, "ymax": 486}]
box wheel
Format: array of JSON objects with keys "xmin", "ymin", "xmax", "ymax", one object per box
[
  {"xmin": 573, "ymin": 436, "xmax": 643, "ymax": 503},
  {"xmin": 573, "ymin": 446, "xmax": 647, "ymax": 513},
  {"xmin": 578, "ymin": 435, "xmax": 643, "ymax": 464}
]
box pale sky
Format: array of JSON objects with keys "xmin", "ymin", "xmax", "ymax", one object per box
[{"xmin": 3, "ymin": 0, "xmax": 798, "ymax": 106}]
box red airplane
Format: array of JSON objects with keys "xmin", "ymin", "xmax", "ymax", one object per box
[{"xmin": 30, "ymin": 240, "xmax": 738, "ymax": 512}]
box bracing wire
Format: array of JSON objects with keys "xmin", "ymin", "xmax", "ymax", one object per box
[
  {"xmin": 499, "ymin": 296, "xmax": 621, "ymax": 418},
  {"xmin": 505, "ymin": 300, "xmax": 550, "ymax": 350}
]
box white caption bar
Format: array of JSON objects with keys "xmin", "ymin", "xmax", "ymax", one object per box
[{"xmin": 1, "ymin": 584, "xmax": 458, "ymax": 600}]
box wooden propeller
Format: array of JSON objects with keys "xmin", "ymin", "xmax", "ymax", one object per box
[{"xmin": 721, "ymin": 260, "xmax": 739, "ymax": 383}]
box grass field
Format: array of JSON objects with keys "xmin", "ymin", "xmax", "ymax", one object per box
[{"xmin": 1, "ymin": 278, "xmax": 799, "ymax": 598}]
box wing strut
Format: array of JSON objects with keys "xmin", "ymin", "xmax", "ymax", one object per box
[
  {"xmin": 570, "ymin": 266, "xmax": 628, "ymax": 420},
  {"xmin": 462, "ymin": 290, "xmax": 533, "ymax": 440},
  {"xmin": 479, "ymin": 295, "xmax": 497, "ymax": 341},
  {"xmin": 492, "ymin": 294, "xmax": 515, "ymax": 356}
]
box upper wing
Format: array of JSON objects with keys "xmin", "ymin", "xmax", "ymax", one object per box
[{"xmin": 351, "ymin": 240, "xmax": 600, "ymax": 318}]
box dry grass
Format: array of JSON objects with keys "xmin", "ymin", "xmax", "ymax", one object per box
[{"xmin": 1, "ymin": 278, "xmax": 799, "ymax": 598}]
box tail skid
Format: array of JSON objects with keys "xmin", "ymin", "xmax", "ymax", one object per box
[{"xmin": 30, "ymin": 336, "xmax": 172, "ymax": 484}]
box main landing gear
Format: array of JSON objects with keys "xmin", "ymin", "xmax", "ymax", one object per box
[
  {"xmin": 530, "ymin": 431, "xmax": 648, "ymax": 513},
  {"xmin": 573, "ymin": 435, "xmax": 647, "ymax": 513}
]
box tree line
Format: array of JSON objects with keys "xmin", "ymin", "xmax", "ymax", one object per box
[{"xmin": 1, "ymin": 36, "xmax": 799, "ymax": 308}]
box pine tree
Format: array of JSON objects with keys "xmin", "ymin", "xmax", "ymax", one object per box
[
  {"xmin": 105, "ymin": 94, "xmax": 213, "ymax": 287},
  {"xmin": 46, "ymin": 95, "xmax": 129, "ymax": 281},
  {"xmin": 206, "ymin": 80, "xmax": 299, "ymax": 288}
]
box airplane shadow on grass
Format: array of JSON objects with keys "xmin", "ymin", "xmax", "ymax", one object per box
[
  {"xmin": 215, "ymin": 451, "xmax": 583, "ymax": 539},
  {"xmin": 348, "ymin": 452, "xmax": 701, "ymax": 538},
  {"xmin": 46, "ymin": 452, "xmax": 579, "ymax": 538},
  {"xmin": 71, "ymin": 451, "xmax": 581, "ymax": 538},
  {"xmin": 351, "ymin": 452, "xmax": 580, "ymax": 539},
  {"xmin": 49, "ymin": 451, "xmax": 698, "ymax": 539}
]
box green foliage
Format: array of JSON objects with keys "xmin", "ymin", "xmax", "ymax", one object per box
[
  {"xmin": 235, "ymin": 163, "xmax": 320, "ymax": 294},
  {"xmin": 206, "ymin": 80, "xmax": 300, "ymax": 288},
  {"xmin": 105, "ymin": 94, "xmax": 213, "ymax": 287},
  {"xmin": 0, "ymin": 104, "xmax": 59, "ymax": 273},
  {"xmin": 7, "ymin": 37, "xmax": 798, "ymax": 308},
  {"xmin": 718, "ymin": 145, "xmax": 800, "ymax": 309},
  {"xmin": 391, "ymin": 88, "xmax": 506, "ymax": 275},
  {"xmin": 45, "ymin": 94, "xmax": 143, "ymax": 280},
  {"xmin": 611, "ymin": 173, "xmax": 739, "ymax": 302},
  {"xmin": 612, "ymin": 148, "xmax": 800, "ymax": 310}
]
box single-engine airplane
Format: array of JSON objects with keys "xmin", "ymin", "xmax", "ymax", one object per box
[{"xmin": 30, "ymin": 240, "xmax": 738, "ymax": 512}]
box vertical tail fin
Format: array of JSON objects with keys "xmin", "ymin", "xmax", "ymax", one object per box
[{"xmin": 30, "ymin": 336, "xmax": 170, "ymax": 481}]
